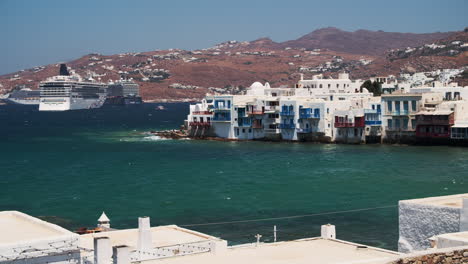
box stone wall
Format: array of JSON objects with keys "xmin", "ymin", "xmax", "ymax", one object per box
[
  {"xmin": 387, "ymin": 247, "xmax": 468, "ymax": 264},
  {"xmin": 398, "ymin": 201, "xmax": 461, "ymax": 252}
]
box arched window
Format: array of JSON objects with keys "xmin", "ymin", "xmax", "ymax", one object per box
[{"xmin": 319, "ymin": 84, "xmax": 323, "ymax": 88}]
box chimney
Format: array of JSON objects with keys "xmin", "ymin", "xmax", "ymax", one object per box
[
  {"xmin": 59, "ymin": 64, "xmax": 70, "ymax": 76},
  {"xmin": 321, "ymin": 224, "xmax": 336, "ymax": 239},
  {"xmin": 113, "ymin": 245, "xmax": 130, "ymax": 264},
  {"xmin": 137, "ymin": 217, "xmax": 152, "ymax": 251},
  {"xmin": 94, "ymin": 237, "xmax": 112, "ymax": 264}
]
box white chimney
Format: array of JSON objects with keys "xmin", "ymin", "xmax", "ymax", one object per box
[
  {"xmin": 137, "ymin": 217, "xmax": 152, "ymax": 251},
  {"xmin": 113, "ymin": 245, "xmax": 130, "ymax": 264},
  {"xmin": 321, "ymin": 224, "xmax": 336, "ymax": 239},
  {"xmin": 94, "ymin": 237, "xmax": 112, "ymax": 264}
]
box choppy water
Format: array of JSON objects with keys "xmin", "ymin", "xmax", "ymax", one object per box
[{"xmin": 1, "ymin": 103, "xmax": 467, "ymax": 250}]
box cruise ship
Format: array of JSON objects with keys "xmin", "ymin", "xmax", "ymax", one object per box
[
  {"xmin": 105, "ymin": 79, "xmax": 142, "ymax": 105},
  {"xmin": 39, "ymin": 64, "xmax": 107, "ymax": 111},
  {"xmin": 5, "ymin": 86, "xmax": 40, "ymax": 105}
]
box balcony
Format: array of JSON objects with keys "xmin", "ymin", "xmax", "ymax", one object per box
[
  {"xmin": 365, "ymin": 120, "xmax": 382, "ymax": 126},
  {"xmin": 252, "ymin": 120, "xmax": 263, "ymax": 129},
  {"xmin": 212, "ymin": 116, "xmax": 231, "ymax": 122},
  {"xmin": 335, "ymin": 118, "xmax": 365, "ymax": 128},
  {"xmin": 279, "ymin": 123, "xmax": 296, "ymax": 129},
  {"xmin": 213, "ymin": 106, "xmax": 231, "ymax": 111},
  {"xmin": 280, "ymin": 111, "xmax": 295, "ymax": 117},
  {"xmin": 416, "ymin": 131, "xmax": 450, "ymax": 138},
  {"xmin": 247, "ymin": 110, "xmax": 264, "ymax": 115},
  {"xmin": 264, "ymin": 106, "xmax": 279, "ymax": 113},
  {"xmin": 192, "ymin": 111, "xmax": 212, "ymax": 115},
  {"xmin": 364, "ymin": 109, "xmax": 381, "ymax": 114},
  {"xmin": 389, "ymin": 110, "xmax": 409, "ymax": 116},
  {"xmin": 416, "ymin": 115, "xmax": 454, "ymax": 126},
  {"xmin": 264, "ymin": 128, "xmax": 280, "ymax": 134},
  {"xmin": 296, "ymin": 128, "xmax": 312, "ymax": 133},
  {"xmin": 189, "ymin": 122, "xmax": 211, "ymax": 127},
  {"xmin": 385, "ymin": 127, "xmax": 414, "ymax": 132},
  {"xmin": 299, "ymin": 112, "xmax": 320, "ymax": 119}
]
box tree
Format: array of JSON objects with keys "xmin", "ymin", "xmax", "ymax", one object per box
[{"xmin": 360, "ymin": 80, "xmax": 382, "ymax": 96}]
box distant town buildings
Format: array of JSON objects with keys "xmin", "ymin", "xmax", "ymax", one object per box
[{"xmin": 185, "ymin": 71, "xmax": 468, "ymax": 144}]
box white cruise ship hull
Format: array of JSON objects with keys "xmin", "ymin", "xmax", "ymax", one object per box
[
  {"xmin": 39, "ymin": 97, "xmax": 105, "ymax": 111},
  {"xmin": 6, "ymin": 98, "xmax": 40, "ymax": 105}
]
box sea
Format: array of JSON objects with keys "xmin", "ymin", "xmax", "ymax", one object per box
[{"xmin": 1, "ymin": 102, "xmax": 467, "ymax": 251}]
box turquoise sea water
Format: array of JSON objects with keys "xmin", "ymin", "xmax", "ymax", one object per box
[{"xmin": 1, "ymin": 103, "xmax": 467, "ymax": 250}]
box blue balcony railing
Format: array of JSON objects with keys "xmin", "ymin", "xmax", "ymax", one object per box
[
  {"xmin": 280, "ymin": 111, "xmax": 295, "ymax": 116},
  {"xmin": 237, "ymin": 118, "xmax": 252, "ymax": 127},
  {"xmin": 212, "ymin": 115, "xmax": 231, "ymax": 121},
  {"xmin": 365, "ymin": 120, "xmax": 382, "ymax": 125},
  {"xmin": 279, "ymin": 123, "xmax": 296, "ymax": 129}
]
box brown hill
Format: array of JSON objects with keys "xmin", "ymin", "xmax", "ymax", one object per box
[{"xmin": 281, "ymin": 27, "xmax": 454, "ymax": 55}]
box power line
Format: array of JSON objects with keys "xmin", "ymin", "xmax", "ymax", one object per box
[{"xmin": 180, "ymin": 205, "xmax": 396, "ymax": 227}]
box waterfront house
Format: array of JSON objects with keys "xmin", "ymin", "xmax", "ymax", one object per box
[{"xmin": 381, "ymin": 92, "xmax": 444, "ymax": 143}]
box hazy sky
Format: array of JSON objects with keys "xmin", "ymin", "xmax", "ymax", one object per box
[{"xmin": 1, "ymin": 0, "xmax": 467, "ymax": 74}]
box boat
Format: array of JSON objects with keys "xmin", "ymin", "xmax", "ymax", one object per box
[
  {"xmin": 39, "ymin": 64, "xmax": 107, "ymax": 111},
  {"xmin": 104, "ymin": 79, "xmax": 142, "ymax": 105},
  {"xmin": 5, "ymin": 86, "xmax": 40, "ymax": 105}
]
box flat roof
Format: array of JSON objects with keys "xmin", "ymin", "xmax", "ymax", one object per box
[
  {"xmin": 400, "ymin": 193, "xmax": 468, "ymax": 208},
  {"xmin": 150, "ymin": 238, "xmax": 399, "ymax": 264},
  {"xmin": 79, "ymin": 225, "xmax": 216, "ymax": 250},
  {"xmin": 0, "ymin": 211, "xmax": 74, "ymax": 244}
]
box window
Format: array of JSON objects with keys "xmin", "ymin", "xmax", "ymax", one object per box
[
  {"xmin": 248, "ymin": 129, "xmax": 252, "ymax": 133},
  {"xmin": 395, "ymin": 119, "xmax": 400, "ymax": 128},
  {"xmin": 319, "ymin": 84, "xmax": 323, "ymax": 88},
  {"xmin": 336, "ymin": 84, "xmax": 339, "ymax": 88},
  {"xmin": 388, "ymin": 119, "xmax": 393, "ymax": 128},
  {"xmin": 388, "ymin": 101, "xmax": 393, "ymax": 112},
  {"xmin": 236, "ymin": 128, "xmax": 239, "ymax": 136},
  {"xmin": 242, "ymin": 129, "xmax": 245, "ymax": 133},
  {"xmin": 327, "ymin": 108, "xmax": 329, "ymax": 114},
  {"xmin": 328, "ymin": 84, "xmax": 331, "ymax": 88},
  {"xmin": 403, "ymin": 119, "xmax": 408, "ymax": 129},
  {"xmin": 411, "ymin": 101, "xmax": 417, "ymax": 111},
  {"xmin": 411, "ymin": 119, "xmax": 416, "ymax": 129},
  {"xmin": 403, "ymin": 101, "xmax": 409, "ymax": 112}
]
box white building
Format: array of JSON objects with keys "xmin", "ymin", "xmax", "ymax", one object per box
[
  {"xmin": 186, "ymin": 74, "xmax": 373, "ymax": 142},
  {"xmin": 0, "ymin": 211, "xmax": 80, "ymax": 264}
]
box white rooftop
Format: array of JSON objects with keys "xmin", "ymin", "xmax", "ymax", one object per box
[
  {"xmin": 400, "ymin": 193, "xmax": 468, "ymax": 208},
  {"xmin": 79, "ymin": 225, "xmax": 216, "ymax": 251},
  {"xmin": 150, "ymin": 238, "xmax": 399, "ymax": 264},
  {"xmin": 0, "ymin": 211, "xmax": 75, "ymax": 244}
]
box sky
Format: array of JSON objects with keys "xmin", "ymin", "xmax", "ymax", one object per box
[{"xmin": 1, "ymin": 0, "xmax": 467, "ymax": 75}]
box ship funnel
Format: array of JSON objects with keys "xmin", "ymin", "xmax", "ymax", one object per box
[{"xmin": 59, "ymin": 64, "xmax": 70, "ymax": 76}]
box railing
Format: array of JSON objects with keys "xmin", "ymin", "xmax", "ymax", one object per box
[
  {"xmin": 280, "ymin": 111, "xmax": 295, "ymax": 116},
  {"xmin": 365, "ymin": 120, "xmax": 382, "ymax": 126},
  {"xmin": 385, "ymin": 127, "xmax": 415, "ymax": 132},
  {"xmin": 213, "ymin": 106, "xmax": 231, "ymax": 111},
  {"xmin": 296, "ymin": 128, "xmax": 313, "ymax": 133},
  {"xmin": 247, "ymin": 110, "xmax": 264, "ymax": 115},
  {"xmin": 389, "ymin": 110, "xmax": 409, "ymax": 115},
  {"xmin": 252, "ymin": 121, "xmax": 263, "ymax": 128},
  {"xmin": 334, "ymin": 122, "xmax": 355, "ymax": 128},
  {"xmin": 415, "ymin": 119, "xmax": 454, "ymax": 126},
  {"xmin": 364, "ymin": 109, "xmax": 382, "ymax": 114},
  {"xmin": 299, "ymin": 112, "xmax": 320, "ymax": 119},
  {"xmin": 189, "ymin": 122, "xmax": 211, "ymax": 127},
  {"xmin": 264, "ymin": 106, "xmax": 279, "ymax": 112},
  {"xmin": 264, "ymin": 128, "xmax": 280, "ymax": 134},
  {"xmin": 130, "ymin": 240, "xmax": 212, "ymax": 262},
  {"xmin": 237, "ymin": 121, "xmax": 252, "ymax": 127},
  {"xmin": 279, "ymin": 123, "xmax": 296, "ymax": 129},
  {"xmin": 192, "ymin": 111, "xmax": 212, "ymax": 115},
  {"xmin": 212, "ymin": 116, "xmax": 231, "ymax": 121},
  {"xmin": 416, "ymin": 132, "xmax": 450, "ymax": 138}
]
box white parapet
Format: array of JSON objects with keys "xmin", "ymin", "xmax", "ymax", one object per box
[
  {"xmin": 94, "ymin": 237, "xmax": 112, "ymax": 264},
  {"xmin": 113, "ymin": 245, "xmax": 130, "ymax": 264},
  {"xmin": 137, "ymin": 217, "xmax": 152, "ymax": 251},
  {"xmin": 210, "ymin": 239, "xmax": 228, "ymax": 255},
  {"xmin": 321, "ymin": 224, "xmax": 336, "ymax": 239},
  {"xmin": 461, "ymin": 198, "xmax": 468, "ymax": 231}
]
